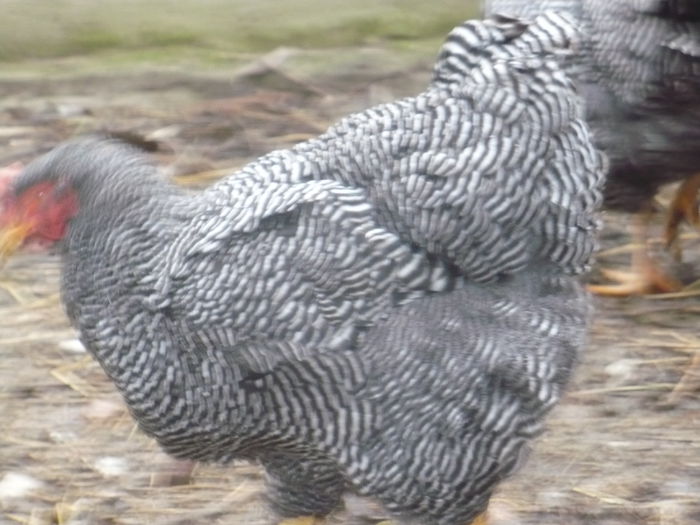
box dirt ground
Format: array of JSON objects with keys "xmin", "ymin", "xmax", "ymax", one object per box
[{"xmin": 0, "ymin": 48, "xmax": 699, "ymax": 525}]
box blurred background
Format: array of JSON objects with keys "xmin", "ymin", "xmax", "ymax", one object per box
[
  {"xmin": 1, "ymin": 0, "xmax": 475, "ymax": 64},
  {"xmin": 0, "ymin": 0, "xmax": 478, "ymax": 169}
]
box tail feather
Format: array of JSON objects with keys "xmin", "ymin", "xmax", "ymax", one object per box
[{"xmin": 432, "ymin": 12, "xmax": 579, "ymax": 86}]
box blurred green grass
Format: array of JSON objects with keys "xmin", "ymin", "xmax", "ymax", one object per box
[{"xmin": 0, "ymin": 0, "xmax": 479, "ymax": 64}]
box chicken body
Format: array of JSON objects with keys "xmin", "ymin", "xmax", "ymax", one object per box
[
  {"xmin": 5, "ymin": 13, "xmax": 604, "ymax": 524},
  {"xmin": 484, "ymin": 0, "xmax": 700, "ymax": 211}
]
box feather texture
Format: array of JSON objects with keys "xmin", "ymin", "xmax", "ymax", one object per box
[
  {"xmin": 484, "ymin": 0, "xmax": 700, "ymax": 211},
  {"xmin": 8, "ymin": 12, "xmax": 603, "ymax": 524}
]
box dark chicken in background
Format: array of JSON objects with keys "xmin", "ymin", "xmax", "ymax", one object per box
[
  {"xmin": 484, "ymin": 0, "xmax": 700, "ymax": 295},
  {"xmin": 0, "ymin": 13, "xmax": 604, "ymax": 525}
]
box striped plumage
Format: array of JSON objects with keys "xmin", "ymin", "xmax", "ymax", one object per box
[
  {"xmin": 4, "ymin": 13, "xmax": 604, "ymax": 525},
  {"xmin": 484, "ymin": 0, "xmax": 700, "ymax": 212}
]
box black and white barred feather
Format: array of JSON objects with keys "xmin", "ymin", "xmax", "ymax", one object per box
[
  {"xmin": 484, "ymin": 0, "xmax": 700, "ymax": 211},
  {"xmin": 11, "ymin": 12, "xmax": 604, "ymax": 525}
]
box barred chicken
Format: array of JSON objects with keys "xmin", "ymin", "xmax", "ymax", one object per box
[
  {"xmin": 484, "ymin": 0, "xmax": 700, "ymax": 295},
  {"xmin": 0, "ymin": 13, "xmax": 604, "ymax": 525}
]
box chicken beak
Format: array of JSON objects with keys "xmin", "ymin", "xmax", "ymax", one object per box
[{"xmin": 0, "ymin": 221, "xmax": 33, "ymax": 261}]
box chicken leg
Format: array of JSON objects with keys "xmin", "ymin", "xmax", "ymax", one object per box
[
  {"xmin": 665, "ymin": 172, "xmax": 700, "ymax": 261},
  {"xmin": 375, "ymin": 510, "xmax": 488, "ymax": 525},
  {"xmin": 589, "ymin": 208, "xmax": 682, "ymax": 296},
  {"xmin": 279, "ymin": 518, "xmax": 323, "ymax": 525}
]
